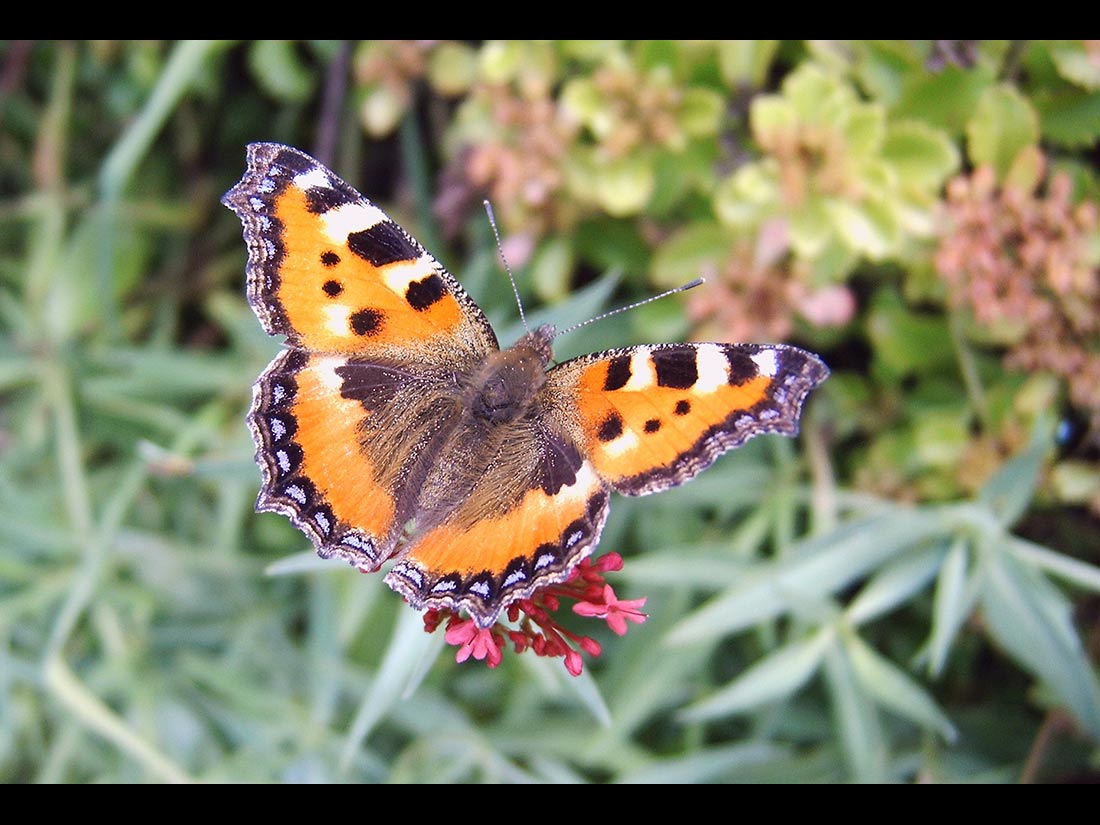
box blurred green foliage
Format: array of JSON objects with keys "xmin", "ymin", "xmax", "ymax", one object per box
[{"xmin": 1, "ymin": 40, "xmax": 1099, "ymax": 783}]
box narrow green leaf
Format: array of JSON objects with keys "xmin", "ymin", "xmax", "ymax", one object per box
[
  {"xmin": 823, "ymin": 641, "xmax": 886, "ymax": 782},
  {"xmin": 667, "ymin": 508, "xmax": 943, "ymax": 645},
  {"xmin": 617, "ymin": 742, "xmax": 789, "ymax": 784},
  {"xmin": 1007, "ymin": 536, "xmax": 1100, "ymax": 593},
  {"xmin": 846, "ymin": 632, "xmax": 957, "ymax": 742},
  {"xmin": 845, "ymin": 541, "xmax": 947, "ymax": 625},
  {"xmin": 981, "ymin": 552, "xmax": 1100, "ymax": 740},
  {"xmin": 977, "ymin": 436, "xmax": 1046, "ymax": 528},
  {"xmin": 680, "ymin": 628, "xmax": 832, "ymax": 722},
  {"xmin": 928, "ymin": 535, "xmax": 977, "ymax": 676},
  {"xmin": 340, "ymin": 608, "xmax": 445, "ymax": 770}
]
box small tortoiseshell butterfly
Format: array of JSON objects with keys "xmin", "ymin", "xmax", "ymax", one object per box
[{"xmin": 223, "ymin": 143, "xmax": 828, "ymax": 630}]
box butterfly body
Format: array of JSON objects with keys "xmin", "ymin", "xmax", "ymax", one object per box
[{"xmin": 224, "ymin": 143, "xmax": 828, "ymax": 629}]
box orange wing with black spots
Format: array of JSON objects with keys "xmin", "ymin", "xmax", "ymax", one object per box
[
  {"xmin": 224, "ymin": 143, "xmax": 498, "ymax": 571},
  {"xmin": 547, "ymin": 342, "xmax": 829, "ymax": 496},
  {"xmin": 223, "ymin": 142, "xmax": 497, "ymax": 361}
]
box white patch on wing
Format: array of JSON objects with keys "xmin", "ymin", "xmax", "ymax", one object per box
[
  {"xmin": 322, "ymin": 304, "xmax": 349, "ymax": 336},
  {"xmin": 602, "ymin": 429, "xmax": 639, "ymax": 457},
  {"xmin": 381, "ymin": 256, "xmax": 433, "ymax": 296},
  {"xmin": 751, "ymin": 349, "xmax": 778, "ymax": 377},
  {"xmin": 623, "ymin": 348, "xmax": 655, "ymax": 391},
  {"xmin": 695, "ymin": 344, "xmax": 729, "ymax": 393},
  {"xmin": 311, "ymin": 356, "xmax": 346, "ymax": 392},
  {"xmin": 293, "ymin": 167, "xmax": 333, "ymax": 192},
  {"xmin": 319, "ymin": 202, "xmax": 387, "ymax": 244}
]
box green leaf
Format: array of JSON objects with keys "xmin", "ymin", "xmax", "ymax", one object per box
[
  {"xmin": 618, "ymin": 742, "xmax": 790, "ymax": 784},
  {"xmin": 784, "ymin": 62, "xmax": 847, "ymax": 123},
  {"xmin": 716, "ymin": 40, "xmax": 779, "ymax": 88},
  {"xmin": 928, "ymin": 536, "xmax": 978, "ymax": 676},
  {"xmin": 852, "ymin": 40, "xmax": 922, "ymax": 106},
  {"xmin": 787, "ymin": 195, "xmax": 832, "ymax": 258},
  {"xmin": 981, "ymin": 551, "xmax": 1100, "ymax": 740},
  {"xmin": 667, "ymin": 508, "xmax": 945, "ymax": 645},
  {"xmin": 846, "ymin": 541, "xmax": 947, "ymax": 625},
  {"xmin": 1008, "ymin": 537, "xmax": 1100, "ymax": 594},
  {"xmin": 340, "ymin": 608, "xmax": 445, "ymax": 769},
  {"xmin": 866, "ymin": 289, "xmax": 955, "ymax": 377},
  {"xmin": 1050, "ymin": 41, "xmax": 1100, "ymax": 90},
  {"xmin": 842, "ymin": 104, "xmax": 886, "ymax": 159},
  {"xmin": 825, "ymin": 198, "xmax": 897, "ymax": 259},
  {"xmin": 713, "ymin": 163, "xmax": 776, "ymax": 228},
  {"xmin": 824, "ymin": 641, "xmax": 886, "ymax": 782},
  {"xmin": 649, "ymin": 222, "xmax": 730, "ymax": 288},
  {"xmin": 679, "ymin": 87, "xmax": 724, "ymax": 137},
  {"xmin": 427, "ymin": 42, "xmax": 477, "ymax": 96},
  {"xmin": 893, "ymin": 64, "xmax": 995, "ymax": 137},
  {"xmin": 846, "ymin": 632, "xmax": 958, "ymax": 742},
  {"xmin": 977, "ymin": 435, "xmax": 1046, "ymax": 528},
  {"xmin": 529, "ymin": 236, "xmax": 575, "ymax": 303},
  {"xmin": 594, "ymin": 154, "xmax": 655, "ymax": 216},
  {"xmin": 247, "ymin": 40, "xmax": 315, "ymax": 103},
  {"xmin": 359, "ymin": 85, "xmax": 406, "ymax": 137},
  {"xmin": 750, "ymin": 96, "xmax": 798, "ymax": 151},
  {"xmin": 1034, "ymin": 87, "xmax": 1100, "ymax": 148},
  {"xmin": 680, "ymin": 628, "xmax": 832, "ymax": 721},
  {"xmin": 966, "ymin": 85, "xmax": 1040, "ymax": 178},
  {"xmin": 882, "ymin": 121, "xmax": 960, "ymax": 190}
]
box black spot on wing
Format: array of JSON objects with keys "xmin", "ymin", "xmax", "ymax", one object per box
[
  {"xmin": 337, "ymin": 362, "xmax": 404, "ymax": 411},
  {"xmin": 406, "ymin": 274, "xmax": 446, "ymax": 311},
  {"xmin": 273, "ymin": 148, "xmax": 316, "ymax": 176},
  {"xmin": 604, "ymin": 355, "xmax": 632, "ymax": 391},
  {"xmin": 654, "ymin": 348, "xmax": 698, "ymax": 389},
  {"xmin": 644, "ymin": 418, "xmax": 661, "ymax": 433},
  {"xmin": 674, "ymin": 399, "xmax": 691, "ymax": 415},
  {"xmin": 347, "ymin": 222, "xmax": 419, "ymax": 267},
  {"xmin": 321, "ymin": 251, "xmax": 340, "ymax": 267},
  {"xmin": 537, "ymin": 432, "xmax": 583, "ymax": 495},
  {"xmin": 350, "ymin": 308, "xmax": 383, "ymax": 336},
  {"xmin": 322, "ymin": 279, "xmax": 343, "ymax": 296},
  {"xmin": 725, "ymin": 350, "xmax": 759, "ymax": 385},
  {"xmin": 598, "ymin": 412, "xmax": 623, "ymax": 442},
  {"xmin": 587, "ymin": 489, "xmax": 608, "ymax": 521},
  {"xmin": 305, "ymin": 181, "xmax": 360, "ymax": 214}
]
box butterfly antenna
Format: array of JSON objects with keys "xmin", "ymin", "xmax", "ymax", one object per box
[
  {"xmin": 483, "ymin": 200, "xmax": 530, "ymax": 334},
  {"xmin": 558, "ymin": 278, "xmax": 706, "ymax": 338}
]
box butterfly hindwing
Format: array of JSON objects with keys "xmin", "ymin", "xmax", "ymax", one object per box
[
  {"xmin": 549, "ymin": 342, "xmax": 829, "ymax": 495},
  {"xmin": 387, "ymin": 453, "xmax": 611, "ymax": 628}
]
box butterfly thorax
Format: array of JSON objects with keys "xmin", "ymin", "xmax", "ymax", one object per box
[{"xmin": 467, "ymin": 324, "xmax": 555, "ymax": 425}]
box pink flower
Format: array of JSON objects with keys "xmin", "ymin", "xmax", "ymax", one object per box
[
  {"xmin": 572, "ymin": 584, "xmax": 648, "ymax": 635},
  {"xmin": 444, "ymin": 617, "xmax": 503, "ymax": 668},
  {"xmin": 424, "ymin": 552, "xmax": 646, "ymax": 676}
]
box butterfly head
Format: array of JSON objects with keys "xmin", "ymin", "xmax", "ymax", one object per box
[{"xmin": 469, "ymin": 324, "xmax": 557, "ymax": 425}]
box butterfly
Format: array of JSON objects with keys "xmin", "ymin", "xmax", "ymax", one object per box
[{"xmin": 223, "ymin": 143, "xmax": 828, "ymax": 629}]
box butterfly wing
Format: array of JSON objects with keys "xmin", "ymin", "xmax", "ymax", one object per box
[
  {"xmin": 385, "ymin": 430, "xmax": 611, "ymax": 629},
  {"xmin": 223, "ymin": 143, "xmax": 498, "ymax": 568},
  {"xmin": 547, "ymin": 342, "xmax": 829, "ymax": 495}
]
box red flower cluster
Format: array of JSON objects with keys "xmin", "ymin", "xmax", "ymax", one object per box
[{"xmin": 423, "ymin": 553, "xmax": 647, "ymax": 676}]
